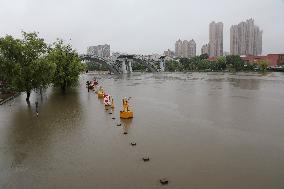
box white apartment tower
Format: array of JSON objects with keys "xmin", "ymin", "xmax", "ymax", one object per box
[
  {"xmin": 188, "ymin": 39, "xmax": 196, "ymax": 58},
  {"xmin": 230, "ymin": 19, "xmax": 262, "ymax": 56},
  {"xmin": 182, "ymin": 40, "xmax": 189, "ymax": 58},
  {"xmin": 209, "ymin": 21, "xmax": 223, "ymax": 57},
  {"xmin": 175, "ymin": 39, "xmax": 196, "ymax": 58},
  {"xmin": 175, "ymin": 39, "xmax": 183, "ymax": 57}
]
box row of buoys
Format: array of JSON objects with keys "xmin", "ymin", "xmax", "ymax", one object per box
[
  {"xmin": 87, "ymin": 79, "xmax": 134, "ymax": 119},
  {"xmin": 86, "ymin": 78, "xmax": 169, "ymax": 186}
]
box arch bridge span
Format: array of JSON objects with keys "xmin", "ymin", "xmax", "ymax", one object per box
[{"xmin": 80, "ymin": 54, "xmax": 165, "ymax": 75}]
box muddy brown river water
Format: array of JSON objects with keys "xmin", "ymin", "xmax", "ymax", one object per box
[{"xmin": 1, "ymin": 72, "xmax": 284, "ymax": 189}]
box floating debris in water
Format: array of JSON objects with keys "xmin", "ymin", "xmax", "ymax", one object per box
[
  {"xmin": 123, "ymin": 132, "xmax": 128, "ymax": 135},
  {"xmin": 142, "ymin": 157, "xmax": 150, "ymax": 162},
  {"xmin": 159, "ymin": 178, "xmax": 169, "ymax": 185},
  {"xmin": 130, "ymin": 142, "xmax": 136, "ymax": 146}
]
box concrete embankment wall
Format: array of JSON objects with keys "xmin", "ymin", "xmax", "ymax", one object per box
[{"xmin": 0, "ymin": 93, "xmax": 20, "ymax": 105}]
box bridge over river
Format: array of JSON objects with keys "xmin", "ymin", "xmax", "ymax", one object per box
[{"xmin": 80, "ymin": 54, "xmax": 166, "ymax": 74}]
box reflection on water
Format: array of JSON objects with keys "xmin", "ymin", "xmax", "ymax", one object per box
[
  {"xmin": 1, "ymin": 87, "xmax": 84, "ymax": 188},
  {"xmin": 229, "ymin": 78, "xmax": 260, "ymax": 90},
  {"xmin": 121, "ymin": 119, "xmax": 133, "ymax": 134},
  {"xmin": 1, "ymin": 72, "xmax": 284, "ymax": 189}
]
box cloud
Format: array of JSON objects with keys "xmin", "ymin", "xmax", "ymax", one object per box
[{"xmin": 0, "ymin": 0, "xmax": 283, "ymax": 54}]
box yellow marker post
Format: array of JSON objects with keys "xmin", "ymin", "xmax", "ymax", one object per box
[
  {"xmin": 120, "ymin": 98, "xmax": 133, "ymax": 119},
  {"xmin": 97, "ymin": 86, "xmax": 104, "ymax": 98},
  {"xmin": 111, "ymin": 98, "xmax": 115, "ymax": 109}
]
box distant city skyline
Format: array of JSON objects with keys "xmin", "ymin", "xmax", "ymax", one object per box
[{"xmin": 0, "ymin": 0, "xmax": 283, "ymax": 55}]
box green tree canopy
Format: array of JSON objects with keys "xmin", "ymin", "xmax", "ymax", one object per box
[
  {"xmin": 257, "ymin": 60, "xmax": 269, "ymax": 71},
  {"xmin": 0, "ymin": 32, "xmax": 55, "ymax": 101},
  {"xmin": 277, "ymin": 61, "xmax": 284, "ymax": 66},
  {"xmin": 226, "ymin": 55, "xmax": 245, "ymax": 71},
  {"xmin": 216, "ymin": 56, "xmax": 226, "ymax": 70},
  {"xmin": 86, "ymin": 61, "xmax": 109, "ymax": 71},
  {"xmin": 48, "ymin": 40, "xmax": 85, "ymax": 92},
  {"xmin": 179, "ymin": 58, "xmax": 190, "ymax": 70},
  {"xmin": 200, "ymin": 53, "xmax": 209, "ymax": 60},
  {"xmin": 0, "ymin": 36, "xmax": 22, "ymax": 84},
  {"xmin": 165, "ymin": 60, "xmax": 183, "ymax": 72}
]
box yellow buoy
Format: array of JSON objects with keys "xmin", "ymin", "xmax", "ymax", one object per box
[
  {"xmin": 120, "ymin": 97, "xmax": 133, "ymax": 119},
  {"xmin": 111, "ymin": 98, "xmax": 115, "ymax": 109},
  {"xmin": 97, "ymin": 86, "xmax": 104, "ymax": 98}
]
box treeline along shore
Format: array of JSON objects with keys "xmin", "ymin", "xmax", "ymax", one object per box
[
  {"xmin": 86, "ymin": 53, "xmax": 281, "ymax": 73},
  {"xmin": 0, "ymin": 31, "xmax": 85, "ymax": 103}
]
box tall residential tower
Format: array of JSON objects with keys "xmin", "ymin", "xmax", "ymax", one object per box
[
  {"xmin": 175, "ymin": 39, "xmax": 196, "ymax": 58},
  {"xmin": 188, "ymin": 39, "xmax": 196, "ymax": 58},
  {"xmin": 175, "ymin": 39, "xmax": 183, "ymax": 57},
  {"xmin": 209, "ymin": 21, "xmax": 223, "ymax": 57},
  {"xmin": 230, "ymin": 19, "xmax": 262, "ymax": 56}
]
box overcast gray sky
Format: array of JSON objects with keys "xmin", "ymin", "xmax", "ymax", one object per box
[{"xmin": 0, "ymin": 0, "xmax": 283, "ymax": 55}]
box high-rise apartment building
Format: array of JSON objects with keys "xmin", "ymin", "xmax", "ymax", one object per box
[
  {"xmin": 87, "ymin": 44, "xmax": 110, "ymax": 58},
  {"xmin": 182, "ymin": 40, "xmax": 190, "ymax": 58},
  {"xmin": 175, "ymin": 39, "xmax": 196, "ymax": 58},
  {"xmin": 175, "ymin": 39, "xmax": 183, "ymax": 57},
  {"xmin": 163, "ymin": 49, "xmax": 175, "ymax": 57},
  {"xmin": 188, "ymin": 39, "xmax": 196, "ymax": 58},
  {"xmin": 230, "ymin": 19, "xmax": 262, "ymax": 56},
  {"xmin": 201, "ymin": 44, "xmax": 209, "ymax": 55},
  {"xmin": 209, "ymin": 21, "xmax": 223, "ymax": 57}
]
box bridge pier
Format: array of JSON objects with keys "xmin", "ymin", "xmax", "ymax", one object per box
[
  {"xmin": 121, "ymin": 59, "xmax": 133, "ymax": 74},
  {"xmin": 121, "ymin": 60, "xmax": 127, "ymax": 74},
  {"xmin": 128, "ymin": 60, "xmax": 133, "ymax": 73},
  {"xmin": 160, "ymin": 59, "xmax": 165, "ymax": 72}
]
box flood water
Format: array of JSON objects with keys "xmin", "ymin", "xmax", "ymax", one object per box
[{"xmin": 1, "ymin": 72, "xmax": 284, "ymax": 189}]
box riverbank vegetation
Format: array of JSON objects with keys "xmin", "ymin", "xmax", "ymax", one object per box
[
  {"xmin": 165, "ymin": 54, "xmax": 268, "ymax": 72},
  {"xmin": 0, "ymin": 32, "xmax": 85, "ymax": 102},
  {"xmin": 86, "ymin": 61, "xmax": 109, "ymax": 71},
  {"xmin": 86, "ymin": 53, "xmax": 269, "ymax": 73}
]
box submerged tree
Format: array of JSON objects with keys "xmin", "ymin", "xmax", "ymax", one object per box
[
  {"xmin": 0, "ymin": 38, "xmax": 15, "ymax": 92},
  {"xmin": 0, "ymin": 36, "xmax": 22, "ymax": 86},
  {"xmin": 48, "ymin": 40, "xmax": 85, "ymax": 92},
  {"xmin": 0, "ymin": 32, "xmax": 55, "ymax": 101}
]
